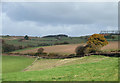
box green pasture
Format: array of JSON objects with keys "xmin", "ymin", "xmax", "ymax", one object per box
[
  {"xmin": 2, "ymin": 55, "xmax": 35, "ymax": 73},
  {"xmin": 2, "ymin": 55, "xmax": 118, "ymax": 81}
]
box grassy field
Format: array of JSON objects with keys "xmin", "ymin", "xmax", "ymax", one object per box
[
  {"xmin": 2, "ymin": 35, "xmax": 119, "ymax": 81},
  {"xmin": 2, "ymin": 35, "xmax": 119, "ymax": 47},
  {"xmin": 2, "ymin": 55, "xmax": 35, "ymax": 73},
  {"xmin": 2, "ymin": 55, "xmax": 118, "ymax": 81},
  {"xmin": 3, "ymin": 36, "xmax": 87, "ymax": 47},
  {"xmin": 11, "ymin": 41, "xmax": 118, "ymax": 55}
]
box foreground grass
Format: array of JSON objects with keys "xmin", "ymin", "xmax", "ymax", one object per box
[
  {"xmin": 27, "ymin": 55, "xmax": 109, "ymax": 71},
  {"xmin": 2, "ymin": 55, "xmax": 118, "ymax": 81},
  {"xmin": 2, "ymin": 56, "xmax": 35, "ymax": 73}
]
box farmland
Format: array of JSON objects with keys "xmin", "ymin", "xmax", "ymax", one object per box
[
  {"xmin": 2, "ymin": 55, "xmax": 118, "ymax": 81},
  {"xmin": 2, "ymin": 55, "xmax": 35, "ymax": 73},
  {"xmin": 11, "ymin": 41, "xmax": 118, "ymax": 54},
  {"xmin": 1, "ymin": 2, "xmax": 120, "ymax": 82},
  {"xmin": 2, "ymin": 35, "xmax": 119, "ymax": 81},
  {"xmin": 2, "ymin": 34, "xmax": 119, "ymax": 47},
  {"xmin": 101, "ymin": 41, "xmax": 119, "ymax": 51},
  {"xmin": 3, "ymin": 36, "xmax": 87, "ymax": 47}
]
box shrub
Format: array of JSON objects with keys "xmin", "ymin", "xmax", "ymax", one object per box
[
  {"xmin": 67, "ymin": 54, "xmax": 76, "ymax": 58},
  {"xmin": 24, "ymin": 35, "xmax": 29, "ymax": 40},
  {"xmin": 48, "ymin": 53, "xmax": 63, "ymax": 59},
  {"xmin": 42, "ymin": 52, "xmax": 47, "ymax": 55},
  {"xmin": 2, "ymin": 44, "xmax": 16, "ymax": 52},
  {"xmin": 87, "ymin": 34, "xmax": 108, "ymax": 53},
  {"xmin": 83, "ymin": 45, "xmax": 91, "ymax": 54},
  {"xmin": 37, "ymin": 48, "xmax": 44, "ymax": 54},
  {"xmin": 75, "ymin": 34, "xmax": 108, "ymax": 55},
  {"xmin": 75, "ymin": 45, "xmax": 87, "ymax": 56},
  {"xmin": 34, "ymin": 48, "xmax": 46, "ymax": 57},
  {"xmin": 35, "ymin": 52, "xmax": 47, "ymax": 57},
  {"xmin": 18, "ymin": 46, "xmax": 23, "ymax": 49},
  {"xmin": 111, "ymin": 36, "xmax": 115, "ymax": 40},
  {"xmin": 48, "ymin": 53, "xmax": 59, "ymax": 56},
  {"xmin": 26, "ymin": 53, "xmax": 36, "ymax": 56}
]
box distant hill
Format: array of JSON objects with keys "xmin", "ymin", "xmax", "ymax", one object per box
[{"xmin": 42, "ymin": 34, "xmax": 68, "ymax": 38}]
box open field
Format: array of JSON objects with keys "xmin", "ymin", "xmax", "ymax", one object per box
[
  {"xmin": 3, "ymin": 36, "xmax": 87, "ymax": 47},
  {"xmin": 2, "ymin": 36, "xmax": 119, "ymax": 81},
  {"xmin": 2, "ymin": 55, "xmax": 118, "ymax": 81},
  {"xmin": 2, "ymin": 2, "xmax": 119, "ymax": 82},
  {"xmin": 101, "ymin": 41, "xmax": 119, "ymax": 51},
  {"xmin": 2, "ymin": 35, "xmax": 119, "ymax": 47},
  {"xmin": 12, "ymin": 43, "xmax": 85, "ymax": 54},
  {"xmin": 26, "ymin": 55, "xmax": 112, "ymax": 71},
  {"xmin": 11, "ymin": 41, "xmax": 119, "ymax": 55},
  {"xmin": 2, "ymin": 55, "xmax": 35, "ymax": 73}
]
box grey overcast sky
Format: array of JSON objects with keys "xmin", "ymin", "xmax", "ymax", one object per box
[{"xmin": 2, "ymin": 2, "xmax": 118, "ymax": 37}]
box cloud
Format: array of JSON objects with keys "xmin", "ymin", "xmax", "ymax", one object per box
[{"xmin": 2, "ymin": 2, "xmax": 118, "ymax": 36}]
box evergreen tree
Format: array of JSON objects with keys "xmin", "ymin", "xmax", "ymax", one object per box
[{"xmin": 24, "ymin": 35, "xmax": 29, "ymax": 40}]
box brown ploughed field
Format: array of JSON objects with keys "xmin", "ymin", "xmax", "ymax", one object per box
[{"xmin": 12, "ymin": 41, "xmax": 118, "ymax": 54}]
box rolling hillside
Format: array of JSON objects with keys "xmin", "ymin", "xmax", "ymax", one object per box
[
  {"xmin": 2, "ymin": 55, "xmax": 118, "ymax": 81},
  {"xmin": 11, "ymin": 41, "xmax": 118, "ymax": 55}
]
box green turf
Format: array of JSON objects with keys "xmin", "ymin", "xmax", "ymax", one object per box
[
  {"xmin": 27, "ymin": 55, "xmax": 108, "ymax": 71},
  {"xmin": 2, "ymin": 55, "xmax": 118, "ymax": 81},
  {"xmin": 2, "ymin": 56, "xmax": 35, "ymax": 73}
]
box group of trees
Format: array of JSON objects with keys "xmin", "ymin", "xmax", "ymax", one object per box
[
  {"xmin": 42, "ymin": 34, "xmax": 68, "ymax": 38},
  {"xmin": 75, "ymin": 34, "xmax": 108, "ymax": 56}
]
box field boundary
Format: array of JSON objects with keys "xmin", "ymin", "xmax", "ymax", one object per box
[
  {"xmin": 22, "ymin": 57, "xmax": 38, "ymax": 72},
  {"xmin": 88, "ymin": 52, "xmax": 120, "ymax": 57}
]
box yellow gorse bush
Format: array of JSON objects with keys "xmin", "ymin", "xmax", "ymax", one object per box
[{"xmin": 87, "ymin": 34, "xmax": 108, "ymax": 52}]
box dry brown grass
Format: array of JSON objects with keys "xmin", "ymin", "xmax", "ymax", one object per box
[
  {"xmin": 43, "ymin": 43, "xmax": 85, "ymax": 54},
  {"xmin": 13, "ymin": 43, "xmax": 85, "ymax": 54},
  {"xmin": 13, "ymin": 41, "xmax": 119, "ymax": 55},
  {"xmin": 101, "ymin": 41, "xmax": 118, "ymax": 51}
]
